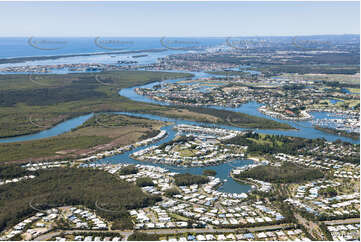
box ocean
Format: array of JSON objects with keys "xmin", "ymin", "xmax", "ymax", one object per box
[{"xmin": 0, "ymin": 37, "xmax": 227, "ymax": 69}]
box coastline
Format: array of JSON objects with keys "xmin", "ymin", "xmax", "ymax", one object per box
[{"xmin": 0, "ymin": 48, "xmax": 167, "ymax": 65}]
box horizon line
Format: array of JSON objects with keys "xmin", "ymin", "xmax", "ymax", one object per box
[{"xmin": 0, "ymin": 34, "xmax": 360, "ymax": 38}]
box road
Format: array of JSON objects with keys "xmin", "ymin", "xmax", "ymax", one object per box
[
  {"xmin": 33, "ymin": 223, "xmax": 293, "ymax": 240},
  {"xmin": 139, "ymin": 223, "xmax": 294, "ymax": 234},
  {"xmin": 323, "ymin": 218, "xmax": 360, "ymax": 225},
  {"xmin": 33, "ymin": 230, "xmax": 133, "ymax": 241},
  {"xmin": 34, "ymin": 218, "xmax": 361, "ymax": 241}
]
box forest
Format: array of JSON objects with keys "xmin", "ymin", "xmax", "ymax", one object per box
[
  {"xmin": 0, "ymin": 167, "xmax": 160, "ymax": 231},
  {"xmin": 202, "ymin": 169, "xmax": 217, "ymax": 176},
  {"xmin": 234, "ymin": 163, "xmax": 324, "ymax": 183},
  {"xmin": 136, "ymin": 177, "xmax": 155, "ymax": 187},
  {"xmin": 183, "ymin": 106, "xmax": 292, "ymax": 130},
  {"xmin": 174, "ymin": 173, "xmax": 209, "ymax": 186},
  {"xmin": 0, "ymin": 164, "xmax": 34, "ymax": 179},
  {"xmin": 128, "ymin": 232, "xmax": 159, "ymax": 241},
  {"xmin": 119, "ymin": 165, "xmax": 138, "ymax": 175},
  {"xmin": 223, "ymin": 132, "xmax": 325, "ymax": 155}
]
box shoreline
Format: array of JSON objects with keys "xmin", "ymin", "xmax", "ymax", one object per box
[
  {"xmin": 229, "ymin": 172, "xmax": 257, "ymax": 192},
  {"xmin": 3, "ymin": 124, "xmax": 169, "ymax": 165},
  {"xmin": 314, "ymin": 125, "xmax": 360, "ymax": 140},
  {"xmin": 258, "ymin": 106, "xmax": 312, "ymax": 121},
  {"xmin": 129, "ymin": 156, "xmax": 251, "ymax": 168},
  {"xmin": 0, "ymin": 48, "xmax": 167, "ymax": 65},
  {"xmin": 0, "ymin": 112, "xmax": 90, "ymax": 140}
]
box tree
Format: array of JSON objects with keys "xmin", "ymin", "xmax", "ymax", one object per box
[
  {"xmin": 164, "ymin": 187, "xmax": 180, "ymax": 197},
  {"xmin": 202, "ymin": 169, "xmax": 217, "ymax": 176},
  {"xmin": 136, "ymin": 177, "xmax": 154, "ymax": 187},
  {"xmin": 128, "ymin": 232, "xmax": 159, "ymax": 241}
]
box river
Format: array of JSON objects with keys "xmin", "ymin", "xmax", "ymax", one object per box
[{"xmin": 0, "ymin": 71, "xmax": 358, "ymax": 194}]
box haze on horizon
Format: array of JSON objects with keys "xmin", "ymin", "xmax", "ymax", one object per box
[{"xmin": 0, "ymin": 1, "xmax": 359, "ymax": 37}]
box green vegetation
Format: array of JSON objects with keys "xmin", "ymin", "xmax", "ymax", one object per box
[
  {"xmin": 0, "ymin": 167, "xmax": 161, "ymax": 231},
  {"xmin": 0, "ymin": 113, "xmax": 166, "ymax": 164},
  {"xmin": 206, "ymin": 70, "xmax": 252, "ymax": 77},
  {"xmin": 80, "ymin": 113, "xmax": 155, "ymax": 129},
  {"xmin": 181, "ymin": 50, "xmax": 360, "ymax": 74},
  {"xmin": 319, "ymin": 186, "xmax": 338, "ymax": 197},
  {"xmin": 314, "ymin": 126, "xmax": 360, "ymax": 140},
  {"xmin": 111, "ymin": 218, "xmax": 134, "ymax": 230},
  {"xmin": 119, "ymin": 165, "xmax": 138, "ymax": 175},
  {"xmin": 257, "ymin": 64, "xmax": 360, "ymax": 75},
  {"xmin": 174, "ymin": 173, "xmax": 209, "ymax": 186},
  {"xmin": 224, "ymin": 132, "xmax": 360, "ymax": 165},
  {"xmin": 223, "ymin": 132, "xmax": 322, "ymax": 155},
  {"xmin": 234, "ymin": 163, "xmax": 324, "ymax": 183},
  {"xmin": 0, "ymin": 71, "xmax": 291, "ymax": 141},
  {"xmin": 183, "ymin": 106, "xmax": 292, "ymax": 130},
  {"xmin": 202, "ymin": 169, "xmax": 217, "ymax": 176},
  {"xmin": 0, "ymin": 71, "xmax": 192, "ymax": 138},
  {"xmin": 159, "ymin": 135, "xmax": 195, "ymax": 149},
  {"xmin": 0, "ymin": 135, "xmax": 111, "ymax": 163},
  {"xmin": 164, "ymin": 187, "xmax": 180, "ymax": 197},
  {"xmin": 138, "ymin": 129, "xmax": 160, "ymax": 140},
  {"xmin": 136, "ymin": 177, "xmax": 154, "ymax": 187},
  {"xmin": 319, "ymin": 222, "xmax": 333, "ymax": 241},
  {"xmin": 322, "ymin": 80, "xmax": 360, "ymax": 89},
  {"xmin": 0, "ymin": 164, "xmax": 33, "ymax": 179},
  {"xmin": 128, "ymin": 232, "xmax": 159, "ymax": 241},
  {"xmin": 65, "ymin": 232, "xmax": 123, "ymax": 240}
]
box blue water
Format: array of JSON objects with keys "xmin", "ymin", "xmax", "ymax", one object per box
[
  {"xmin": 119, "ymin": 73, "xmax": 359, "ymax": 143},
  {"xmin": 329, "ymin": 99, "xmax": 344, "ymax": 104},
  {"xmin": 341, "ymin": 88, "xmax": 351, "ymax": 94},
  {"xmin": 0, "ymin": 38, "xmax": 358, "ymax": 195},
  {"xmin": 0, "ymin": 37, "xmax": 226, "ymax": 68},
  {"xmin": 0, "ymin": 114, "xmax": 93, "ymax": 144},
  {"xmin": 0, "ymin": 71, "xmax": 358, "ymax": 144},
  {"xmin": 93, "ymin": 123, "xmax": 253, "ymax": 194},
  {"xmin": 0, "ymin": 70, "xmax": 358, "ymax": 194}
]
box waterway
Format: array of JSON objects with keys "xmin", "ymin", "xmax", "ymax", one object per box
[
  {"xmin": 91, "ymin": 123, "xmax": 254, "ymax": 194},
  {"xmin": 0, "ymin": 71, "xmax": 358, "ymax": 194},
  {"xmin": 118, "ymin": 71, "xmax": 359, "ymax": 143}
]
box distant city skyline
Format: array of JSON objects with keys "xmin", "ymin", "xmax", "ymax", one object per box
[{"xmin": 0, "ymin": 1, "xmax": 359, "ymax": 37}]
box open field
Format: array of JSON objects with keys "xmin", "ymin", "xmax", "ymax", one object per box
[{"xmin": 0, "ymin": 114, "xmax": 168, "ymax": 164}]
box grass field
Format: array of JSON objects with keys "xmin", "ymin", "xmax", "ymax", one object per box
[{"xmin": 0, "ymin": 114, "xmax": 168, "ymax": 164}]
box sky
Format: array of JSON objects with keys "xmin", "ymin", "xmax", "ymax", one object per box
[{"xmin": 0, "ymin": 1, "xmax": 359, "ymax": 37}]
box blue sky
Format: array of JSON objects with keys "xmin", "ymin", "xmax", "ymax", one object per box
[{"xmin": 0, "ymin": 1, "xmax": 359, "ymax": 37}]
